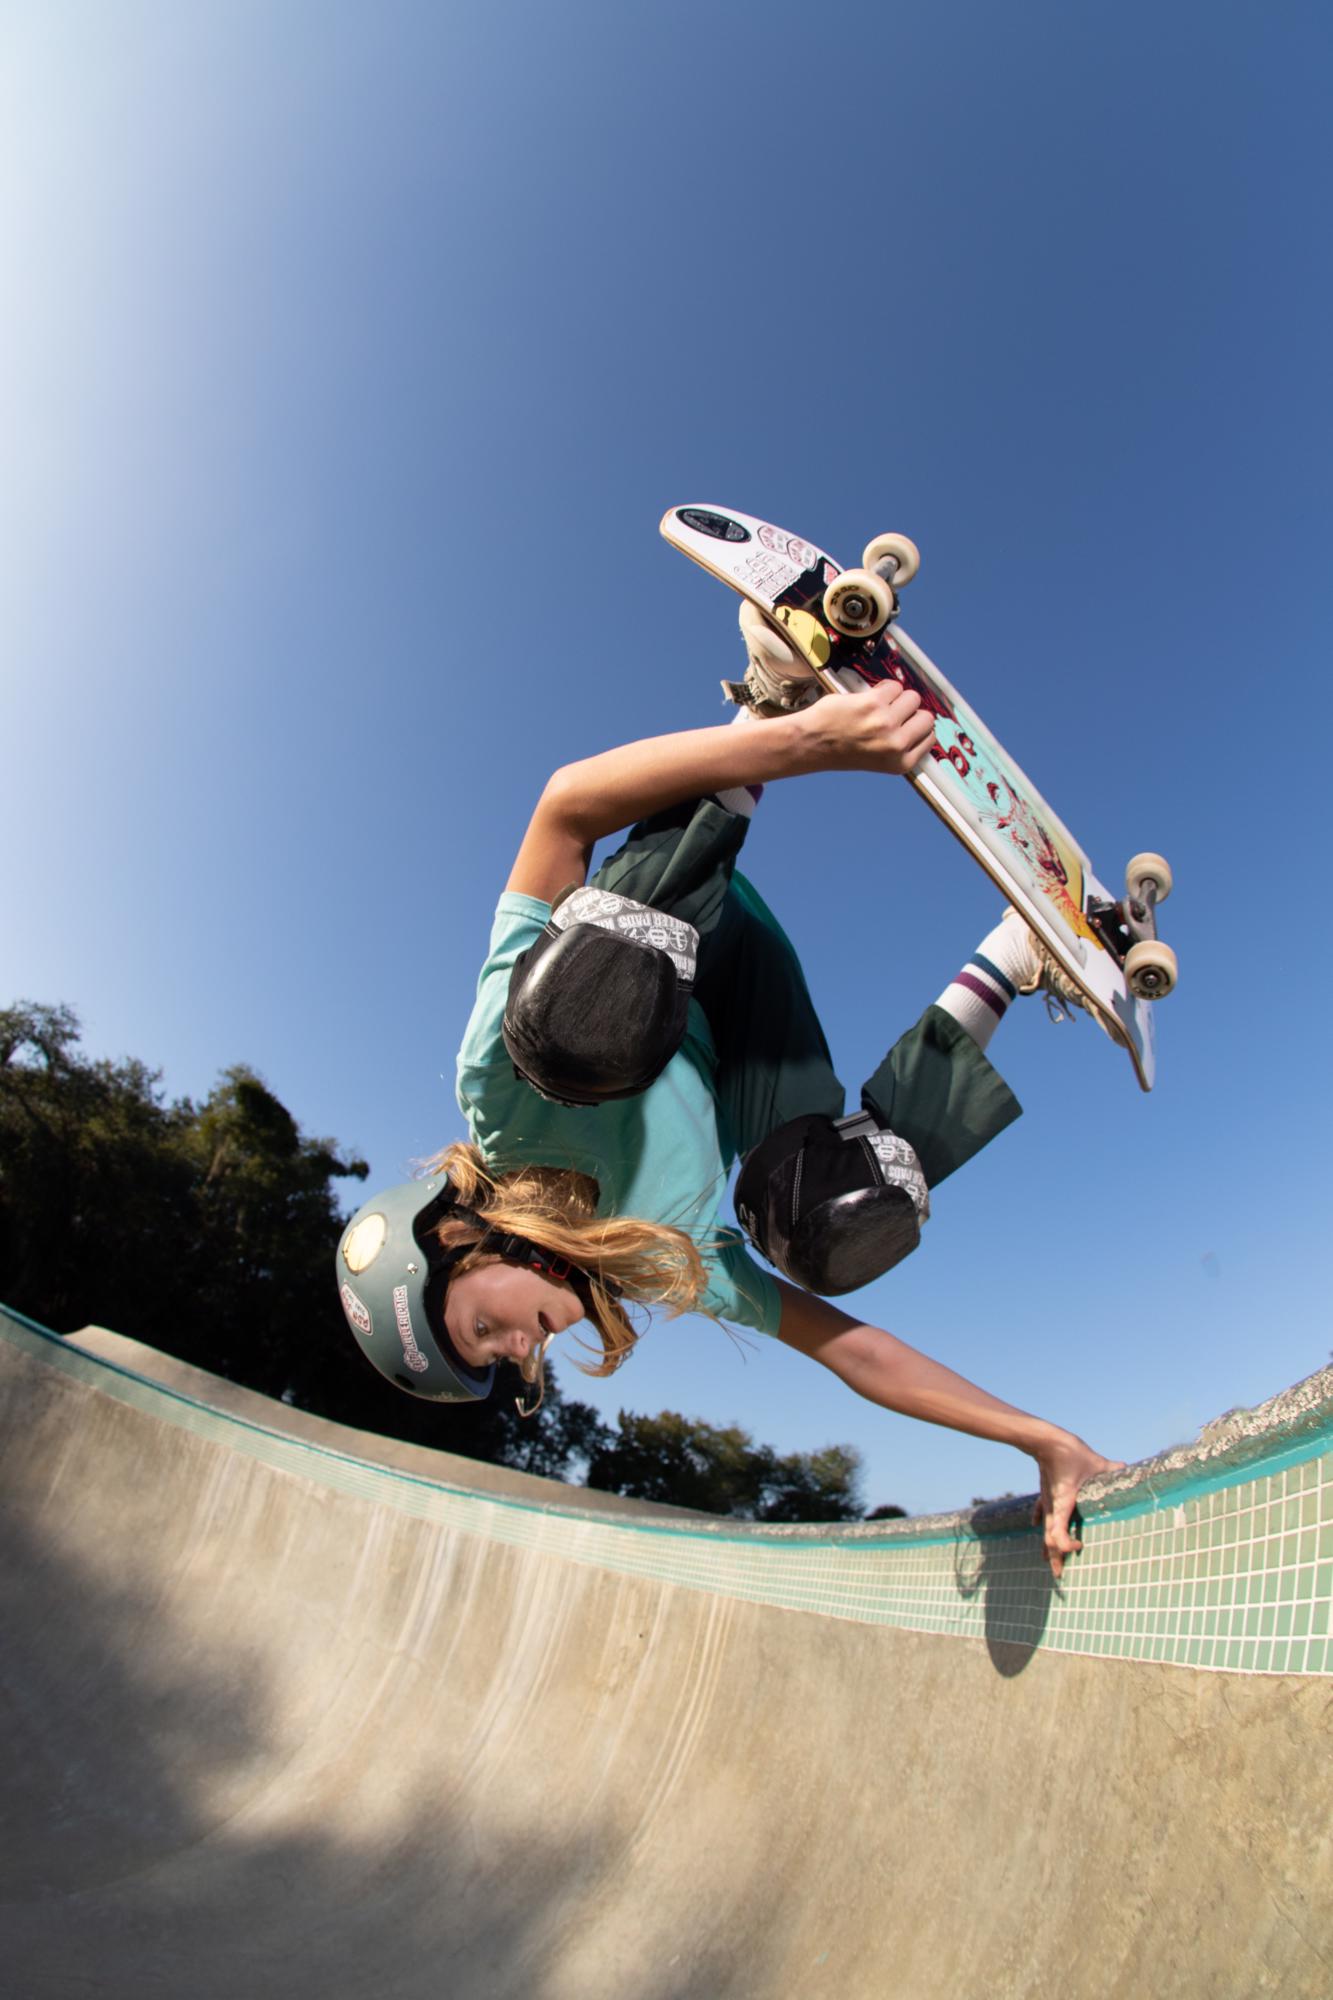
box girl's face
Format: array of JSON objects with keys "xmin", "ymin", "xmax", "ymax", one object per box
[{"xmin": 443, "ymin": 1256, "xmax": 585, "ymax": 1370}]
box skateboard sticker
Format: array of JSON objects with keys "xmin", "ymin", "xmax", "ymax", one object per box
[
  {"xmin": 756, "ymin": 522, "xmax": 822, "ymax": 569},
  {"xmin": 677, "ymin": 508, "xmax": 750, "ymax": 543},
  {"xmin": 773, "ymin": 606, "xmax": 832, "ymax": 669},
  {"xmin": 736, "ymin": 547, "xmax": 811, "ymax": 602}
]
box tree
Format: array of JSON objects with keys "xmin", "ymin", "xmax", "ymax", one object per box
[
  {"xmin": 757, "ymin": 1441, "xmax": 866, "ymax": 1523},
  {"xmin": 586, "ymin": 1409, "xmax": 866, "ymax": 1521},
  {"xmin": 0, "ymin": 1002, "xmax": 199, "ymax": 1338}
]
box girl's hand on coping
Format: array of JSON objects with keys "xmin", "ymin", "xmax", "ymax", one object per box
[
  {"xmin": 797, "ymin": 680, "xmax": 939, "ymax": 777},
  {"xmin": 1030, "ymin": 1433, "xmax": 1126, "ymax": 1580}
]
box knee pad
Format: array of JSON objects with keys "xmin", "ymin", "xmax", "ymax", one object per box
[
  {"xmin": 734, "ymin": 1111, "xmax": 930, "ymax": 1296},
  {"xmin": 503, "ymin": 887, "xmax": 700, "ymax": 1106}
]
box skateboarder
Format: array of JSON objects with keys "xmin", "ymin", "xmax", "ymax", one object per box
[{"xmin": 336, "ymin": 612, "xmax": 1120, "ymax": 1575}]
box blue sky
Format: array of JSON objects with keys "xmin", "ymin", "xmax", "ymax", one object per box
[{"xmin": 6, "ymin": 0, "xmax": 1331, "ymax": 1515}]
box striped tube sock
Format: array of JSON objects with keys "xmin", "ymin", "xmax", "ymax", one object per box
[
  {"xmin": 935, "ymin": 916, "xmax": 1033, "ymax": 1051},
  {"xmin": 713, "ymin": 708, "xmax": 765, "ymax": 818}
]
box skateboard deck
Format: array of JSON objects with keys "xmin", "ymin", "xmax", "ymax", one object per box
[{"xmin": 661, "ymin": 503, "xmax": 1163, "ymax": 1092}]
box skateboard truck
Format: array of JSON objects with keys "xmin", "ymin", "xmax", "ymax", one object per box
[
  {"xmin": 1088, "ymin": 853, "xmax": 1178, "ymax": 1001},
  {"xmin": 822, "ymin": 534, "xmax": 921, "ymax": 640}
]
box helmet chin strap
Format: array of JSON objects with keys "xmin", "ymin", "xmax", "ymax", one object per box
[{"xmin": 515, "ymin": 1331, "xmax": 554, "ymax": 1419}]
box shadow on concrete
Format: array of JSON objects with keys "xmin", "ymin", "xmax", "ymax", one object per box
[{"xmin": 0, "ymin": 1440, "xmax": 761, "ymax": 1998}]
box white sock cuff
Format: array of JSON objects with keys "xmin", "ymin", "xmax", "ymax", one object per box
[{"xmin": 712, "ymin": 783, "xmax": 763, "ymax": 818}]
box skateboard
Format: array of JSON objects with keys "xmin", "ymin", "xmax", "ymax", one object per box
[{"xmin": 660, "ymin": 504, "xmax": 1177, "ymax": 1092}]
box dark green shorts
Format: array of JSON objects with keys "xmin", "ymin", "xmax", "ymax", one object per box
[{"xmin": 592, "ymin": 795, "xmax": 1021, "ymax": 1186}]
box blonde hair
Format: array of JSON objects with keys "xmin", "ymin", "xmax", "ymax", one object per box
[{"xmin": 426, "ymin": 1141, "xmax": 710, "ymax": 1388}]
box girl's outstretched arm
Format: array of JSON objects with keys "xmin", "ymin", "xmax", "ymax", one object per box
[
  {"xmin": 772, "ymin": 1278, "xmax": 1123, "ymax": 1577},
  {"xmin": 507, "ymin": 682, "xmax": 937, "ymax": 902}
]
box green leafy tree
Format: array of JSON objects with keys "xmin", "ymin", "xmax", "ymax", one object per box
[
  {"xmin": 758, "ymin": 1441, "xmax": 866, "ymax": 1523},
  {"xmin": 0, "ymin": 1002, "xmax": 198, "ymax": 1338},
  {"xmin": 587, "ymin": 1410, "xmax": 760, "ymax": 1513},
  {"xmin": 586, "ymin": 1409, "xmax": 866, "ymax": 1521}
]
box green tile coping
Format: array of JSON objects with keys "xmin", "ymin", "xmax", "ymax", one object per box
[
  {"xmin": 4, "ymin": 1302, "xmax": 1331, "ymax": 1676},
  {"xmin": 5, "ymin": 1300, "xmax": 1332, "ymax": 1551}
]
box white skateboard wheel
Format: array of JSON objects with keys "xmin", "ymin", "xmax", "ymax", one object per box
[
  {"xmin": 862, "ymin": 533, "xmax": 920, "ymax": 585},
  {"xmin": 823, "ymin": 569, "xmax": 893, "ymax": 638},
  {"xmin": 1126, "ymin": 852, "xmax": 1173, "ymax": 903},
  {"xmin": 1125, "ymin": 938, "xmax": 1178, "ymax": 1000}
]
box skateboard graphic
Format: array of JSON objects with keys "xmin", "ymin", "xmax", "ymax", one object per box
[{"xmin": 660, "ymin": 504, "xmax": 1177, "ymax": 1092}]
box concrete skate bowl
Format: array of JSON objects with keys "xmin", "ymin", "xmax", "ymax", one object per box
[{"xmin": 2, "ymin": 1303, "xmax": 1330, "ymax": 2000}]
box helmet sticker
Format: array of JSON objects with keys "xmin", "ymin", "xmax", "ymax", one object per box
[
  {"xmin": 342, "ymin": 1212, "xmax": 388, "ymax": 1274},
  {"xmin": 391, "ymin": 1284, "xmax": 431, "ymax": 1374},
  {"xmin": 339, "ymin": 1282, "xmax": 372, "ymax": 1337}
]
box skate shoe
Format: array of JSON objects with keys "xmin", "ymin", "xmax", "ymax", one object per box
[
  {"xmin": 1002, "ymin": 907, "xmax": 1112, "ymax": 1034},
  {"xmin": 722, "ymin": 601, "xmax": 827, "ymax": 717}
]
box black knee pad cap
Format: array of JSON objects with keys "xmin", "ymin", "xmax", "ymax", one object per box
[{"xmin": 734, "ymin": 1112, "xmax": 921, "ymax": 1296}]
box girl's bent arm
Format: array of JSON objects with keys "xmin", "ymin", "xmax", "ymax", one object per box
[
  {"xmin": 772, "ymin": 1278, "xmax": 1122, "ymax": 1577},
  {"xmin": 507, "ymin": 685, "xmax": 937, "ymax": 901}
]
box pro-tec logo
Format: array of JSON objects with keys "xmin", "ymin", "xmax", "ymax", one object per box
[
  {"xmin": 340, "ymin": 1282, "xmax": 372, "ymax": 1337},
  {"xmin": 391, "ymin": 1284, "xmax": 431, "ymax": 1373}
]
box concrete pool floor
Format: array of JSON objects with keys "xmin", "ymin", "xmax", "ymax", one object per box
[{"xmin": 2, "ymin": 1307, "xmax": 1329, "ymax": 1999}]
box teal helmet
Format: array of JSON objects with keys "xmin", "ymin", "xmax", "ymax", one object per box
[
  {"xmin": 335, "ymin": 1176, "xmax": 494, "ymax": 1402},
  {"xmin": 335, "ymin": 1173, "xmax": 614, "ymax": 1404}
]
